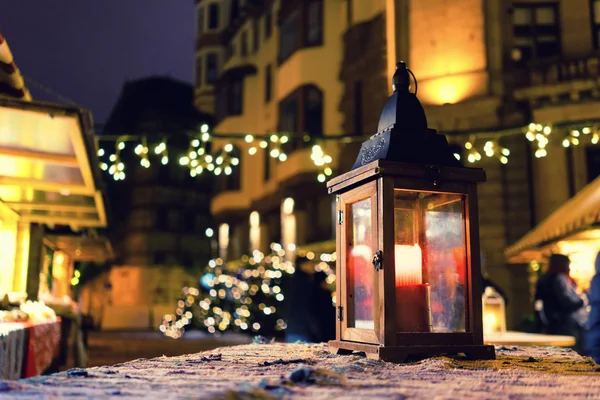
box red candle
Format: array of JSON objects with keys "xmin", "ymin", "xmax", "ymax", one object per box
[{"xmin": 395, "ymin": 244, "xmax": 432, "ymax": 332}]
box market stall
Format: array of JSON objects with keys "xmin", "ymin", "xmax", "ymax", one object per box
[
  {"xmin": 0, "ymin": 34, "xmax": 110, "ymax": 377},
  {"xmin": 505, "ymin": 173, "xmax": 600, "ymax": 291},
  {"xmin": 0, "ymin": 301, "xmax": 60, "ymax": 379}
]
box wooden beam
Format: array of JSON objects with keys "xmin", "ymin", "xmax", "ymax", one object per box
[
  {"xmin": 6, "ymin": 202, "xmax": 96, "ymax": 213},
  {"xmin": 0, "ymin": 199, "xmax": 20, "ymax": 221},
  {"xmin": 0, "ymin": 175, "xmax": 93, "ymax": 196},
  {"xmin": 67, "ymin": 117, "xmax": 96, "ymax": 192},
  {"xmin": 20, "ymin": 215, "xmax": 104, "ymax": 227},
  {"xmin": 0, "ymin": 147, "xmax": 79, "ymax": 167},
  {"xmin": 94, "ymin": 190, "xmax": 107, "ymax": 226}
]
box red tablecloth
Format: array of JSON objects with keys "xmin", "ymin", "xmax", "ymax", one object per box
[
  {"xmin": 22, "ymin": 319, "xmax": 61, "ymax": 377},
  {"xmin": 0, "ymin": 319, "xmax": 61, "ymax": 378}
]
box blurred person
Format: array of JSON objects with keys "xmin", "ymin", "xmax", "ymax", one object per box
[
  {"xmin": 285, "ymin": 257, "xmax": 334, "ymax": 343},
  {"xmin": 585, "ymin": 252, "xmax": 600, "ymax": 363},
  {"xmin": 535, "ymin": 254, "xmax": 588, "ymax": 352}
]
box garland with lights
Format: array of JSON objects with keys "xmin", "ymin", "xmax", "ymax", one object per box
[
  {"xmin": 95, "ymin": 118, "xmax": 600, "ymax": 184},
  {"xmin": 159, "ymin": 244, "xmax": 336, "ymax": 339}
]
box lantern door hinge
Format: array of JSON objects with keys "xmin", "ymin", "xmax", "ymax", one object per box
[
  {"xmin": 338, "ymin": 210, "xmax": 344, "ymax": 225},
  {"xmin": 337, "ymin": 306, "xmax": 344, "ymax": 321}
]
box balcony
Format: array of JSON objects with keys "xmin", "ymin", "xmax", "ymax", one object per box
[{"xmin": 513, "ymin": 53, "xmax": 600, "ymax": 105}]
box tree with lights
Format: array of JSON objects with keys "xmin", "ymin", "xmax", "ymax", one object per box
[{"xmin": 160, "ymin": 244, "xmax": 336, "ymax": 339}]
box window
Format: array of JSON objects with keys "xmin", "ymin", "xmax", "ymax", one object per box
[
  {"xmin": 208, "ymin": 3, "xmax": 220, "ymax": 30},
  {"xmin": 278, "ymin": 85, "xmax": 324, "ymax": 151},
  {"xmin": 205, "ymin": 53, "xmax": 218, "ymax": 85},
  {"xmin": 241, "ymin": 31, "xmax": 248, "ymax": 57},
  {"xmin": 197, "ymin": 7, "xmax": 205, "ymax": 35},
  {"xmin": 153, "ymin": 251, "xmax": 167, "ymax": 265},
  {"xmin": 195, "ymin": 56, "xmax": 203, "ymax": 86},
  {"xmin": 253, "ymin": 18, "xmax": 260, "ymax": 52},
  {"xmin": 231, "ymin": 0, "xmax": 240, "ymax": 22},
  {"xmin": 279, "ymin": 9, "xmax": 300, "ymax": 62},
  {"xmin": 346, "ymin": 0, "xmax": 353, "ymax": 27},
  {"xmin": 592, "ymin": 0, "xmax": 600, "ymax": 48},
  {"xmin": 230, "ymin": 80, "xmax": 242, "ymax": 114},
  {"xmin": 587, "ymin": 146, "xmax": 600, "ymax": 183},
  {"xmin": 168, "ymin": 209, "xmax": 181, "ymax": 231},
  {"xmin": 265, "ymin": 7, "xmax": 273, "ymax": 39},
  {"xmin": 264, "ymin": 64, "xmax": 272, "ymax": 103},
  {"xmin": 216, "ymin": 78, "xmax": 244, "ymax": 120},
  {"xmin": 304, "ymin": 86, "xmax": 323, "ymax": 140},
  {"xmin": 306, "ymin": 0, "xmax": 323, "ymax": 45},
  {"xmin": 354, "ymin": 80, "xmax": 363, "ymax": 135},
  {"xmin": 278, "ymin": 0, "xmax": 324, "ymax": 63},
  {"xmin": 156, "ymin": 208, "xmax": 168, "ymax": 230},
  {"xmin": 512, "ymin": 4, "xmax": 560, "ymax": 62}
]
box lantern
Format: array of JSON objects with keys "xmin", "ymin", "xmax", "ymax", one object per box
[
  {"xmin": 327, "ymin": 62, "xmax": 495, "ymax": 362},
  {"xmin": 482, "ymin": 287, "xmax": 507, "ymax": 336}
]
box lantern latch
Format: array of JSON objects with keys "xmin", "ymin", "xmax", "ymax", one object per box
[
  {"xmin": 425, "ymin": 164, "xmax": 441, "ymax": 186},
  {"xmin": 372, "ymin": 250, "xmax": 383, "ymax": 271},
  {"xmin": 337, "ymin": 306, "xmax": 344, "ymax": 321},
  {"xmin": 338, "ymin": 210, "xmax": 344, "ymax": 225}
]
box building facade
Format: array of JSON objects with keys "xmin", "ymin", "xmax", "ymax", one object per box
[
  {"xmin": 93, "ymin": 77, "xmax": 214, "ymax": 329},
  {"xmin": 194, "ymin": 0, "xmax": 600, "ymax": 329}
]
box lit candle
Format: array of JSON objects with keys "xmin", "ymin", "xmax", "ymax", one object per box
[
  {"xmin": 394, "ymin": 244, "xmax": 423, "ymax": 286},
  {"xmin": 394, "ymin": 243, "xmax": 432, "ymax": 333}
]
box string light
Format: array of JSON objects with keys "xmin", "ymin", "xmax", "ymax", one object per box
[
  {"xmin": 107, "ymin": 141, "xmax": 126, "ymax": 180},
  {"xmin": 135, "ymin": 137, "xmax": 151, "ymax": 168},
  {"xmin": 97, "ymin": 121, "xmax": 600, "ymax": 180},
  {"xmin": 311, "ymin": 144, "xmax": 333, "ymax": 182}
]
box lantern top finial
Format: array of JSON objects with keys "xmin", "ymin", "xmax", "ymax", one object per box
[
  {"xmin": 392, "ymin": 62, "xmax": 410, "ymax": 93},
  {"xmin": 350, "ymin": 62, "xmax": 462, "ymax": 170}
]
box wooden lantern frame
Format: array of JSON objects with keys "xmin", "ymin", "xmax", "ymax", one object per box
[{"xmin": 327, "ymin": 159, "xmax": 496, "ymax": 362}]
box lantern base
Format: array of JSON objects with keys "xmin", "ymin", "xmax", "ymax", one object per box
[{"xmin": 328, "ymin": 340, "xmax": 495, "ymax": 363}]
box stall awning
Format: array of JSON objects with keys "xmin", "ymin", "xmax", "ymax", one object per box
[
  {"xmin": 44, "ymin": 234, "xmax": 114, "ymax": 262},
  {"xmin": 0, "ymin": 97, "xmax": 107, "ymax": 229},
  {"xmin": 0, "ymin": 33, "xmax": 31, "ymax": 101},
  {"xmin": 505, "ymin": 174, "xmax": 600, "ymax": 263}
]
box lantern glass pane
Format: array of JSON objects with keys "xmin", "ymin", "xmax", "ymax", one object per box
[
  {"xmin": 346, "ymin": 197, "xmax": 375, "ymax": 330},
  {"xmin": 393, "ymin": 189, "xmax": 468, "ymax": 333}
]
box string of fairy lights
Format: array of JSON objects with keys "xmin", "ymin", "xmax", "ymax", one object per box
[
  {"xmin": 96, "ymin": 124, "xmax": 335, "ymax": 182},
  {"xmin": 95, "ymin": 118, "xmax": 600, "ymax": 184},
  {"xmin": 452, "ymin": 119, "xmax": 600, "ymax": 165}
]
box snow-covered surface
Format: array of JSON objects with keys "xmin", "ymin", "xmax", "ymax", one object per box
[{"xmin": 2, "ymin": 343, "xmax": 600, "ymax": 399}]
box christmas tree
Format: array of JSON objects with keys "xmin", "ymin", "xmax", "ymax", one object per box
[{"xmin": 160, "ymin": 243, "xmax": 336, "ymax": 339}]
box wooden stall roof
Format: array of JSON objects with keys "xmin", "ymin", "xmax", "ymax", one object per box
[
  {"xmin": 0, "ymin": 32, "xmax": 31, "ymax": 101},
  {"xmin": 44, "ymin": 234, "xmax": 114, "ymax": 262},
  {"xmin": 505, "ymin": 174, "xmax": 600, "ymax": 263},
  {"xmin": 0, "ymin": 97, "xmax": 107, "ymax": 230}
]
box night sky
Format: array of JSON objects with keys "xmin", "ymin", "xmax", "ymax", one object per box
[{"xmin": 0, "ymin": 1, "xmax": 195, "ymax": 124}]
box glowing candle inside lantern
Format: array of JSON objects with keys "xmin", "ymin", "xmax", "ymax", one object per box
[
  {"xmin": 394, "ymin": 244, "xmax": 423, "ymax": 286},
  {"xmin": 394, "ymin": 243, "xmax": 432, "ymax": 332}
]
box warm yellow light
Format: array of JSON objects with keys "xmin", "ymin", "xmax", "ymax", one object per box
[
  {"xmin": 282, "ymin": 198, "xmax": 294, "ymax": 215},
  {"xmin": 483, "ymin": 312, "xmax": 497, "ymax": 331},
  {"xmin": 437, "ymin": 82, "xmax": 458, "ymax": 104}
]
